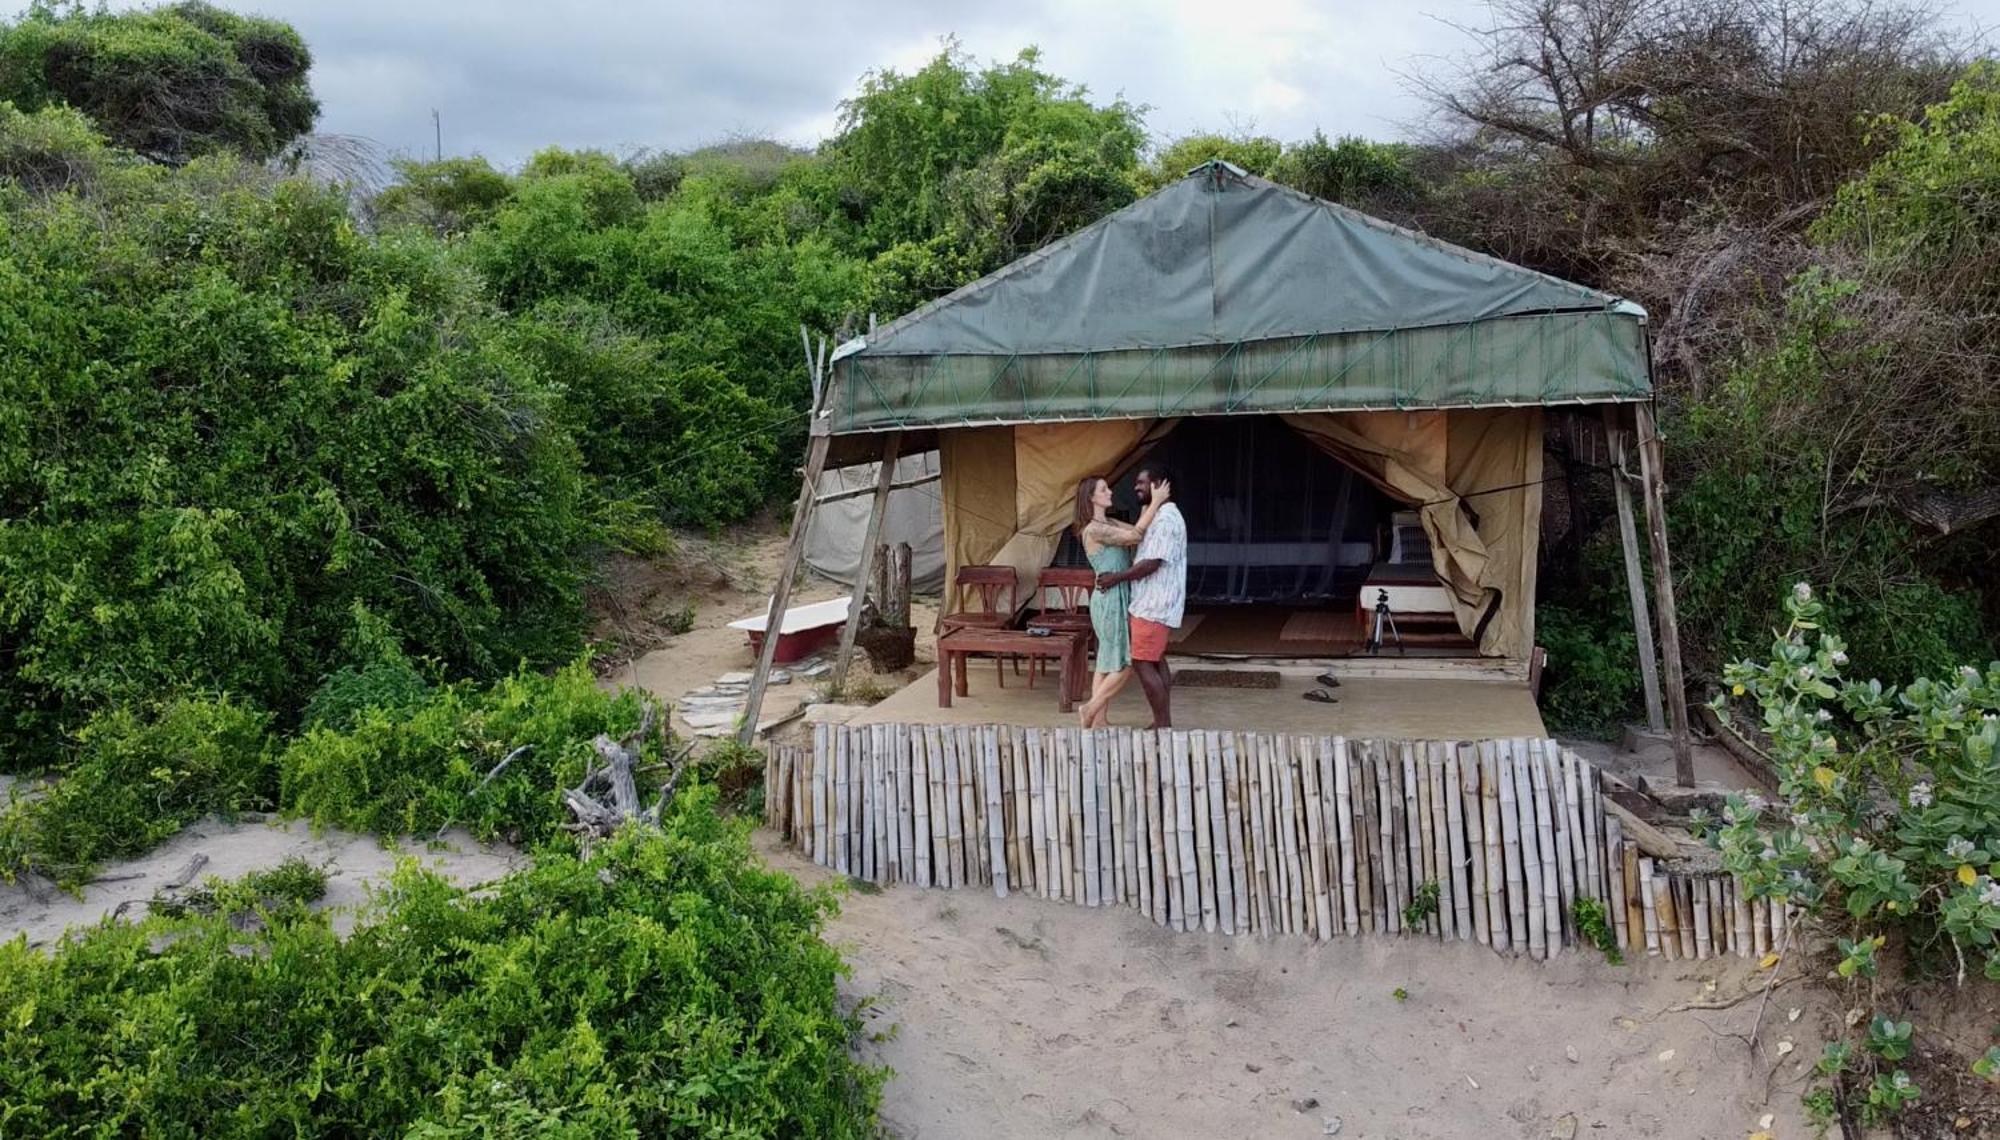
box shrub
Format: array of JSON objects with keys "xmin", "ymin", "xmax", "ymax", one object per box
[
  {"xmin": 0, "ymin": 794, "xmax": 883, "ymax": 1137},
  {"xmin": 0, "ymin": 1, "xmax": 318, "ymax": 163},
  {"xmin": 0, "ymin": 695, "xmax": 276, "ymax": 884},
  {"xmin": 281, "ymin": 660, "xmax": 666, "ymax": 846},
  {"xmin": 0, "ymin": 141, "xmax": 599, "ymax": 765},
  {"xmin": 1702, "ymin": 583, "xmax": 2000, "ymax": 1125}
]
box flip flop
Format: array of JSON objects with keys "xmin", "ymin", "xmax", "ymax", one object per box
[
  {"xmin": 1315, "ymin": 672, "xmax": 1343, "ymax": 688},
  {"xmin": 1303, "ymin": 688, "xmax": 1338, "ymax": 704}
]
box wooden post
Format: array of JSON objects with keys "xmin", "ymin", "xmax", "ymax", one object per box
[
  {"xmin": 739, "ymin": 430, "xmax": 831, "ymax": 745},
  {"xmin": 1633, "ymin": 403, "xmax": 1694, "ymax": 785},
  {"xmin": 831, "ymin": 432, "xmax": 903, "ymax": 692},
  {"xmin": 1604, "ymin": 407, "xmax": 1665, "ymax": 734}
]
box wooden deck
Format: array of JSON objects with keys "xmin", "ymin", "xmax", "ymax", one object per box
[{"xmin": 845, "ymin": 663, "xmax": 1547, "ymax": 740}]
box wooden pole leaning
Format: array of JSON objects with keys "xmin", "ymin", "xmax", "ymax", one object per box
[
  {"xmin": 1603, "ymin": 407, "xmax": 1666, "ymax": 734},
  {"xmin": 1633, "ymin": 402, "xmax": 1695, "ymax": 785},
  {"xmin": 740, "ymin": 432, "xmax": 830, "ymax": 745},
  {"xmin": 830, "ymin": 432, "xmax": 904, "ymax": 692}
]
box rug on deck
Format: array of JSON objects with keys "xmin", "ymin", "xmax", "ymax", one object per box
[
  {"xmin": 1175, "ymin": 668, "xmax": 1281, "ymax": 689},
  {"xmin": 1279, "ymin": 609, "xmax": 1351, "ymax": 642}
]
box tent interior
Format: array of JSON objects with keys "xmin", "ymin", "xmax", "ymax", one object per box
[{"xmin": 1046, "ymin": 416, "xmax": 1475, "ymax": 658}]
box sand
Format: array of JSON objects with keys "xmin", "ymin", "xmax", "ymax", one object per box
[
  {"xmin": 760, "ymin": 833, "xmax": 1821, "ymax": 1140},
  {"xmin": 0, "ymin": 816, "xmax": 520, "ymax": 949}
]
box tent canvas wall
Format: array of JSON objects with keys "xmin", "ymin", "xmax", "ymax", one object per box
[{"xmin": 804, "ymin": 450, "xmax": 945, "ymax": 593}]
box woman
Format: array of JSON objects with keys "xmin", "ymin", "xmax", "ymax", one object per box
[{"xmin": 1072, "ymin": 473, "xmax": 1170, "ymax": 727}]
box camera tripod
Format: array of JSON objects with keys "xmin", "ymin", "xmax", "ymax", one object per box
[{"xmin": 1367, "ymin": 588, "xmax": 1405, "ymax": 656}]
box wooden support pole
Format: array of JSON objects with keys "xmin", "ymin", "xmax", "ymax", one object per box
[
  {"xmin": 1633, "ymin": 403, "xmax": 1695, "ymax": 786},
  {"xmin": 740, "ymin": 431, "xmax": 832, "ymax": 745},
  {"xmin": 830, "ymin": 432, "xmax": 903, "ymax": 692},
  {"xmin": 1604, "ymin": 407, "xmax": 1666, "ymax": 734}
]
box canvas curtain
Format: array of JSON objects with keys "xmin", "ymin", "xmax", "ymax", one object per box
[
  {"xmin": 938, "ymin": 420, "xmax": 1171, "ymax": 616},
  {"xmin": 1281, "ymin": 411, "xmax": 1540, "ymax": 659}
]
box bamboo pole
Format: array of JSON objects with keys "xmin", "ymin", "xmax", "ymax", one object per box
[
  {"xmin": 1097, "ymin": 731, "xmax": 1115, "ymax": 905},
  {"xmin": 1442, "ymin": 746, "xmax": 1470, "ymax": 941},
  {"xmin": 982, "ymin": 727, "xmax": 1007, "ymax": 897},
  {"xmin": 1476, "ymin": 746, "xmax": 1504, "ymax": 951},
  {"xmin": 1246, "ymin": 732, "xmax": 1272, "ymax": 934},
  {"xmin": 1638, "ymin": 858, "xmax": 1660, "ymax": 955},
  {"xmin": 1010, "ymin": 727, "xmax": 1031, "ymax": 893},
  {"xmin": 1431, "ymin": 744, "xmax": 1457, "ymax": 939},
  {"xmin": 1457, "ymin": 745, "xmax": 1488, "ymax": 946},
  {"xmin": 1276, "ymin": 737, "xmax": 1305, "ymax": 935},
  {"xmin": 1605, "ymin": 816, "xmax": 1628, "ymax": 950},
  {"xmin": 1489, "ymin": 743, "xmax": 1521, "ymax": 950},
  {"xmin": 1576, "ymin": 755, "xmax": 1602, "ymax": 908},
  {"xmin": 1733, "ymin": 880, "xmax": 1747, "ymax": 957},
  {"xmin": 941, "ymin": 727, "xmax": 964, "ymax": 889},
  {"xmin": 1371, "ymin": 746, "xmax": 1398, "ymax": 934},
  {"xmin": 1656, "ymin": 871, "xmax": 1680, "ymax": 960},
  {"xmin": 922, "ymin": 725, "xmax": 946, "ymax": 887},
  {"xmin": 1144, "ymin": 730, "xmax": 1167, "ymax": 926},
  {"xmin": 962, "ymin": 727, "xmax": 984, "ymax": 886},
  {"xmin": 1191, "ymin": 734, "xmax": 1216, "ymax": 931},
  {"xmin": 809, "ymin": 724, "xmax": 827, "ymax": 865},
  {"xmin": 1081, "ymin": 730, "xmax": 1102, "ymax": 908},
  {"xmin": 1669, "ymin": 876, "xmax": 1687, "ymax": 957},
  {"xmin": 1224, "ymin": 734, "xmax": 1250, "ymax": 935},
  {"xmin": 1692, "ymin": 877, "xmax": 1712, "ymax": 958},
  {"xmin": 835, "ymin": 726, "xmax": 853, "ymax": 875},
  {"xmin": 1503, "ymin": 746, "xmax": 1538, "ymax": 956},
  {"xmin": 1174, "ymin": 732, "xmax": 1200, "ymax": 933},
  {"xmin": 1622, "ymin": 843, "xmax": 1646, "ymax": 954},
  {"xmin": 1333, "ymin": 738, "xmax": 1360, "ymax": 935},
  {"xmin": 1395, "ymin": 744, "xmax": 1419, "ymax": 934},
  {"xmin": 1024, "ymin": 728, "xmax": 1047, "ymax": 897},
  {"xmin": 1529, "ymin": 743, "xmax": 1566, "ymax": 947},
  {"xmin": 1207, "ymin": 732, "xmax": 1236, "ymax": 935},
  {"xmin": 1316, "ymin": 737, "xmax": 1343, "ymax": 937},
  {"xmin": 1109, "ymin": 730, "xmax": 1128, "ymax": 907},
  {"xmin": 1056, "ymin": 730, "xmax": 1075, "ymax": 903},
  {"xmin": 1414, "ymin": 744, "xmax": 1438, "ymax": 937},
  {"xmin": 1288, "ymin": 736, "xmax": 1320, "ymax": 932},
  {"xmin": 1531, "ymin": 743, "xmax": 1564, "ymax": 952},
  {"xmin": 1159, "ymin": 732, "xmax": 1182, "ymax": 927}
]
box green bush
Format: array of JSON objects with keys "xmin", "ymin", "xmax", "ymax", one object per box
[
  {"xmin": 1703, "ymin": 583, "xmax": 2000, "ymax": 1125},
  {"xmin": 0, "ymin": 695, "xmax": 276, "ymax": 884},
  {"xmin": 0, "ymin": 1, "xmax": 318, "ymax": 163},
  {"xmin": 0, "ymin": 795, "xmax": 883, "ymax": 1137},
  {"xmin": 282, "ymin": 660, "xmax": 665, "ymax": 847},
  {"xmin": 0, "ymin": 124, "xmax": 599, "ymax": 764}
]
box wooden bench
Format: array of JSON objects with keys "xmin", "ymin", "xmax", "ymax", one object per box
[{"xmin": 937, "ymin": 627, "xmax": 1087, "ymax": 712}]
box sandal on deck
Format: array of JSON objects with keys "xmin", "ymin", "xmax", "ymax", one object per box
[
  {"xmin": 1303, "ymin": 688, "xmax": 1339, "ymax": 704},
  {"xmin": 1314, "ymin": 672, "xmax": 1343, "ymax": 688}
]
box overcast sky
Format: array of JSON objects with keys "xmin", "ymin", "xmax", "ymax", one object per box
[{"xmin": 90, "ymin": 0, "xmax": 2000, "ymax": 167}]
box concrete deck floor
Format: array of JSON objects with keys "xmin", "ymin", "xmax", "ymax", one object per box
[{"xmin": 848, "ymin": 664, "xmax": 1547, "ymax": 740}]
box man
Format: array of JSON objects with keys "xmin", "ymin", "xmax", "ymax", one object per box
[{"xmin": 1096, "ymin": 463, "xmax": 1186, "ymax": 728}]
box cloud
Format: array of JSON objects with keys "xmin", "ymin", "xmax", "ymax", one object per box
[{"xmin": 80, "ymin": 0, "xmax": 1996, "ymax": 167}]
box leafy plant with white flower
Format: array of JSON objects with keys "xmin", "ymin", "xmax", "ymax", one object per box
[{"xmin": 1704, "ymin": 583, "xmax": 2000, "ymax": 1125}]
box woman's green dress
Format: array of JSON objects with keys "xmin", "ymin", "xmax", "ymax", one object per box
[{"xmin": 1087, "ymin": 541, "xmax": 1133, "ymax": 673}]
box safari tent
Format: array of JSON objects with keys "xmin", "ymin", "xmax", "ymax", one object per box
[{"xmin": 748, "ymin": 161, "xmax": 1689, "ymax": 769}]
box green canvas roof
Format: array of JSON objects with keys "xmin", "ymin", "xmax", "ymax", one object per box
[{"xmin": 823, "ymin": 162, "xmax": 1650, "ymax": 435}]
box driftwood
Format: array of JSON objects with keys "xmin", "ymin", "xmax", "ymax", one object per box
[
  {"xmin": 856, "ymin": 542, "xmax": 916, "ymax": 672},
  {"xmin": 563, "ymin": 702, "xmax": 691, "ymax": 839}
]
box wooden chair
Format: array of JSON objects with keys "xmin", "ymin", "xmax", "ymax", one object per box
[
  {"xmin": 1027, "ymin": 567, "xmax": 1096, "ymax": 686},
  {"xmin": 940, "ymin": 566, "xmax": 1017, "ymax": 686}
]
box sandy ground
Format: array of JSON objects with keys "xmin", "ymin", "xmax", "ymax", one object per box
[
  {"xmin": 608, "ymin": 525, "xmax": 937, "ymax": 738},
  {"xmin": 761, "ymin": 833, "xmax": 1822, "ymax": 1140},
  {"xmin": 0, "ymin": 816, "xmax": 520, "ymax": 949}
]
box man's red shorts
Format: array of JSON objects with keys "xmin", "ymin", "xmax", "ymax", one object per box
[{"xmin": 1129, "ymin": 615, "xmax": 1170, "ymax": 663}]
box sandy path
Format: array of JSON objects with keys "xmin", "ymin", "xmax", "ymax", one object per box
[
  {"xmin": 1, "ymin": 817, "xmax": 521, "ymax": 948},
  {"xmin": 759, "ymin": 834, "xmax": 1818, "ymax": 1140}
]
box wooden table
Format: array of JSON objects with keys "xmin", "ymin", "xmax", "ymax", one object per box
[{"xmin": 937, "ymin": 627, "xmax": 1087, "ymax": 712}]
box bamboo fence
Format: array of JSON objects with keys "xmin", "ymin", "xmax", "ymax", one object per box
[{"xmin": 764, "ymin": 725, "xmax": 1780, "ymax": 959}]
